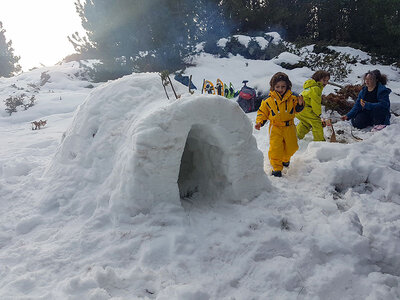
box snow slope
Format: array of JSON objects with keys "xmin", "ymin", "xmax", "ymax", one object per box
[{"xmin": 0, "ymin": 42, "xmax": 400, "ymax": 299}]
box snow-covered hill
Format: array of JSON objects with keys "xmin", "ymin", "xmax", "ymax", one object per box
[{"xmin": 0, "ymin": 37, "xmax": 400, "ymax": 299}]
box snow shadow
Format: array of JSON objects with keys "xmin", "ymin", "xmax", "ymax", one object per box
[{"xmin": 178, "ymin": 124, "xmax": 228, "ymax": 203}]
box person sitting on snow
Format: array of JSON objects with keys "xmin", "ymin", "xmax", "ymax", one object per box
[
  {"xmin": 296, "ymin": 70, "xmax": 331, "ymax": 141},
  {"xmin": 341, "ymin": 70, "xmax": 391, "ymax": 130},
  {"xmin": 254, "ymin": 72, "xmax": 304, "ymax": 177}
]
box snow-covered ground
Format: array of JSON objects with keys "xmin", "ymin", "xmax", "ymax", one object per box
[{"xmin": 0, "ymin": 39, "xmax": 400, "ymax": 299}]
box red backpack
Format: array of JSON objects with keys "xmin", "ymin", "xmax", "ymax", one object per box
[{"xmin": 237, "ymin": 80, "xmax": 256, "ymax": 113}]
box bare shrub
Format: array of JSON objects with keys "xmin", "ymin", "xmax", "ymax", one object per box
[
  {"xmin": 322, "ymin": 84, "xmax": 362, "ymax": 115},
  {"xmin": 4, "ymin": 94, "xmax": 36, "ymax": 115}
]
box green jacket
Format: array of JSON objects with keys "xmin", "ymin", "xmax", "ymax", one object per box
[{"xmin": 297, "ymin": 79, "xmax": 324, "ymax": 120}]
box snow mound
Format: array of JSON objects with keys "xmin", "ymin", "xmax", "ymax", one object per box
[
  {"xmin": 272, "ymin": 52, "xmax": 302, "ymax": 65},
  {"xmin": 299, "ymin": 123, "xmax": 400, "ymax": 205},
  {"xmin": 327, "ymin": 46, "xmax": 371, "ymax": 61},
  {"xmin": 43, "ymin": 73, "xmax": 270, "ymax": 222},
  {"xmin": 224, "ymin": 32, "xmax": 282, "ymax": 50}
]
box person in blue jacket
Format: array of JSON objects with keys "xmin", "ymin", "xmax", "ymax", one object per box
[{"xmin": 341, "ymin": 70, "xmax": 391, "ymax": 129}]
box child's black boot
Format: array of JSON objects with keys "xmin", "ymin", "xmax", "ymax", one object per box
[
  {"xmin": 282, "ymin": 161, "xmax": 290, "ymax": 167},
  {"xmin": 271, "ymin": 170, "xmax": 282, "ymax": 177}
]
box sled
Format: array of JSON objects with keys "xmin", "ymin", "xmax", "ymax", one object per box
[{"xmin": 174, "ymin": 73, "xmax": 196, "ymax": 94}]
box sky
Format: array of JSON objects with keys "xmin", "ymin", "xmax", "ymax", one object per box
[{"xmin": 0, "ymin": 0, "xmax": 84, "ymax": 71}]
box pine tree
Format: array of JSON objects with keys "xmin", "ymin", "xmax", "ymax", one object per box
[
  {"xmin": 348, "ymin": 0, "xmax": 400, "ymax": 61},
  {"xmin": 71, "ymin": 0, "xmax": 205, "ymax": 80},
  {"xmin": 193, "ymin": 0, "xmax": 232, "ymax": 42},
  {"xmin": 0, "ymin": 22, "xmax": 21, "ymax": 77}
]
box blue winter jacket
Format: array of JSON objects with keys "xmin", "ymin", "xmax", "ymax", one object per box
[{"xmin": 346, "ymin": 83, "xmax": 391, "ymax": 124}]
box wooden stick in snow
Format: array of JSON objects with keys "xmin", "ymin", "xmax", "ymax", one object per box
[
  {"xmin": 325, "ymin": 118, "xmax": 337, "ymax": 142},
  {"xmin": 160, "ymin": 75, "xmax": 170, "ymax": 100},
  {"xmin": 167, "ymin": 75, "xmax": 178, "ymax": 99},
  {"xmin": 188, "ymin": 75, "xmax": 194, "ymax": 94}
]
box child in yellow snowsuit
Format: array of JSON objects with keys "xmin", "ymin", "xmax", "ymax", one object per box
[
  {"xmin": 296, "ymin": 70, "xmax": 330, "ymax": 141},
  {"xmin": 255, "ymin": 72, "xmax": 304, "ymax": 177}
]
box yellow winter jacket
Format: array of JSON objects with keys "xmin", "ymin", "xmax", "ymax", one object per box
[
  {"xmin": 256, "ymin": 90, "xmax": 302, "ymax": 126},
  {"xmin": 296, "ymin": 79, "xmax": 324, "ymax": 120}
]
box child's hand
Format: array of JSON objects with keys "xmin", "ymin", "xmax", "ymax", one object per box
[
  {"xmin": 254, "ymin": 123, "xmax": 262, "ymax": 130},
  {"xmin": 298, "ymin": 95, "xmax": 304, "ymax": 106},
  {"xmin": 341, "ymin": 115, "xmax": 348, "ymax": 121}
]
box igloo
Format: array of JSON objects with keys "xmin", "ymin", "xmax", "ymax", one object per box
[{"xmin": 44, "ymin": 73, "xmax": 270, "ymax": 221}]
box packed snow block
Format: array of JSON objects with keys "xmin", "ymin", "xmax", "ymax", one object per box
[{"xmin": 44, "ymin": 73, "xmax": 270, "ymax": 221}]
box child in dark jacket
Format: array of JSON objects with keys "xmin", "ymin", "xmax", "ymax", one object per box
[{"xmin": 341, "ymin": 70, "xmax": 391, "ymax": 130}]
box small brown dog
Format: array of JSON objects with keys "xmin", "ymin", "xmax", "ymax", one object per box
[{"xmin": 31, "ymin": 119, "xmax": 47, "ymax": 130}]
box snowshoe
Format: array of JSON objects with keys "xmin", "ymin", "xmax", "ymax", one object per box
[
  {"xmin": 203, "ymin": 80, "xmax": 215, "ymax": 94},
  {"xmin": 224, "ymin": 82, "xmax": 236, "ymax": 99},
  {"xmin": 216, "ymin": 79, "xmax": 224, "ymax": 96}
]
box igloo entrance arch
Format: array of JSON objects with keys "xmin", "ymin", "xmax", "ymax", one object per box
[
  {"xmin": 44, "ymin": 73, "xmax": 270, "ymax": 221},
  {"xmin": 178, "ymin": 123, "xmax": 229, "ymax": 200}
]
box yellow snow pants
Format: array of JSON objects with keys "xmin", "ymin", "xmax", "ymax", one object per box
[
  {"xmin": 296, "ymin": 114, "xmax": 325, "ymax": 141},
  {"xmin": 268, "ymin": 121, "xmax": 299, "ymax": 171}
]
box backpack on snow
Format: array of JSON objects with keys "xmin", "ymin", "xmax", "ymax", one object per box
[{"xmin": 237, "ymin": 80, "xmax": 257, "ymax": 113}]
